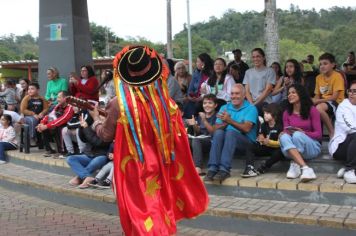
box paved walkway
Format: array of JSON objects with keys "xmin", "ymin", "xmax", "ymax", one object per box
[{"xmin": 0, "ymin": 187, "xmax": 249, "ymax": 236}]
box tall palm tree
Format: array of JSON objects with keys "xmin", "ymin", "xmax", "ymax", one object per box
[
  {"xmin": 166, "ymin": 0, "xmax": 173, "ymax": 58},
  {"xmin": 264, "ymin": 0, "xmax": 279, "ymax": 65}
]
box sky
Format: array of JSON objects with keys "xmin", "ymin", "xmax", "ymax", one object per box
[{"xmin": 1, "ymin": 0, "xmax": 355, "ymax": 43}]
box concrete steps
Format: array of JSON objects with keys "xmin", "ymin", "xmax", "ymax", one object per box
[{"xmin": 1, "ymin": 148, "xmax": 356, "ymax": 235}]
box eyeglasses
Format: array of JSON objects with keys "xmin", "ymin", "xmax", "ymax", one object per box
[{"xmin": 347, "ymin": 89, "xmax": 356, "ymax": 95}]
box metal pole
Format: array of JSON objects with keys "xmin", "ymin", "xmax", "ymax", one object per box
[
  {"xmin": 186, "ymin": 0, "xmax": 193, "ymax": 74},
  {"xmin": 166, "ymin": 0, "xmax": 173, "ymax": 58}
]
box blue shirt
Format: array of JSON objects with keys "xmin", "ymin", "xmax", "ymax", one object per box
[{"xmin": 216, "ymin": 100, "xmax": 258, "ymax": 142}]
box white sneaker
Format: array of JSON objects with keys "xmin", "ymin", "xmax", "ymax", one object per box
[
  {"xmin": 337, "ymin": 167, "xmax": 346, "ymax": 178},
  {"xmin": 286, "ymin": 161, "xmax": 301, "ymax": 179},
  {"xmin": 0, "ymin": 160, "xmax": 6, "ymax": 165},
  {"xmin": 344, "ymin": 170, "xmax": 356, "ymax": 184},
  {"xmin": 300, "ymin": 167, "xmax": 317, "ymax": 182}
]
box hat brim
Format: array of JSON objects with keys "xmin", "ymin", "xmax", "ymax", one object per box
[{"xmin": 118, "ymin": 47, "xmax": 162, "ymax": 86}]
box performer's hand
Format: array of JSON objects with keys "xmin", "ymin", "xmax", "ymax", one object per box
[{"xmin": 88, "ymin": 103, "xmax": 100, "ymax": 121}]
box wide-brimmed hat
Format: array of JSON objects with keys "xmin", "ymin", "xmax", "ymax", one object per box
[{"xmin": 117, "ymin": 46, "xmax": 162, "ymax": 86}]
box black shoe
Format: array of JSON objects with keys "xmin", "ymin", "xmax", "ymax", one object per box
[
  {"xmin": 203, "ymin": 170, "xmax": 217, "ymax": 182},
  {"xmin": 257, "ymin": 164, "xmax": 269, "ymax": 174},
  {"xmin": 214, "ymin": 170, "xmax": 231, "ymax": 182},
  {"xmin": 89, "ymin": 178, "xmax": 100, "ymax": 187},
  {"xmin": 241, "ymin": 165, "xmax": 258, "ymax": 178},
  {"xmin": 97, "ymin": 179, "xmax": 111, "ymax": 189}
]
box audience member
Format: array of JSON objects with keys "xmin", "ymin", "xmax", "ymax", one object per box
[
  {"xmin": 0, "ymin": 79, "xmax": 17, "ymax": 111},
  {"xmin": 270, "ymin": 62, "xmax": 284, "ymax": 103},
  {"xmin": 184, "ymin": 53, "xmax": 214, "ymax": 118},
  {"xmin": 329, "ymin": 81, "xmax": 356, "ymax": 183},
  {"xmin": 67, "ymin": 114, "xmax": 111, "ymax": 189},
  {"xmin": 243, "ymin": 48, "xmax": 276, "ymax": 115},
  {"xmin": 186, "ymin": 94, "xmax": 217, "ymax": 175},
  {"xmin": 45, "ymin": 67, "xmax": 68, "ymax": 109},
  {"xmin": 20, "ymin": 82, "xmax": 49, "ymax": 145},
  {"xmin": 18, "ymin": 78, "xmax": 30, "ymax": 103},
  {"xmin": 69, "ymin": 65, "xmax": 99, "ymax": 101},
  {"xmin": 37, "ymin": 91, "xmax": 74, "ymax": 157},
  {"xmin": 205, "ymin": 84, "xmax": 258, "ymax": 182},
  {"xmin": 313, "ymin": 53, "xmax": 345, "ymax": 138},
  {"xmin": 254, "ymin": 103, "xmax": 284, "ymax": 174},
  {"xmin": 227, "ymin": 49, "xmax": 249, "ymax": 81},
  {"xmin": 174, "ymin": 61, "xmax": 192, "ymax": 102},
  {"xmin": 279, "ymin": 84, "xmax": 321, "ymax": 182},
  {"xmin": 101, "ymin": 70, "xmax": 115, "ymax": 105},
  {"xmin": 60, "ymin": 108, "xmax": 92, "ymax": 158},
  {"xmin": 201, "ymin": 58, "xmax": 235, "ymax": 110},
  {"xmin": 0, "ymin": 114, "xmax": 17, "ymax": 164},
  {"xmin": 272, "ymin": 59, "xmax": 303, "ymax": 108},
  {"xmin": 89, "ymin": 142, "xmax": 114, "ymax": 189},
  {"xmin": 229, "ymin": 64, "xmax": 242, "ymax": 84}
]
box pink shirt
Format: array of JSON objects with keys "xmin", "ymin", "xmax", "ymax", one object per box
[{"xmin": 282, "ymin": 106, "xmax": 322, "ymax": 140}]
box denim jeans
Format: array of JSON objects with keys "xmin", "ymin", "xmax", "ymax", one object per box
[
  {"xmin": 96, "ymin": 161, "xmax": 113, "ymax": 181},
  {"xmin": 0, "ymin": 142, "xmax": 17, "ymax": 161},
  {"xmin": 208, "ymin": 129, "xmax": 253, "ymax": 173},
  {"xmin": 279, "ymin": 131, "xmax": 321, "ymax": 160},
  {"xmin": 66, "ymin": 154, "xmax": 108, "ymax": 179},
  {"xmin": 24, "ymin": 116, "xmax": 39, "ymax": 139},
  {"xmin": 192, "ymin": 137, "xmax": 211, "ymax": 168}
]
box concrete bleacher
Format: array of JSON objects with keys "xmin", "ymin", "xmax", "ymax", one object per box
[{"xmin": 0, "ymin": 141, "xmax": 356, "ymax": 235}]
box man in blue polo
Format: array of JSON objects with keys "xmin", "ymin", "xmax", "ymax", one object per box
[{"xmin": 205, "ymin": 84, "xmax": 258, "ymax": 182}]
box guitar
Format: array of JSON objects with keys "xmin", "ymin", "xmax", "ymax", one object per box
[{"xmin": 65, "ymin": 96, "xmax": 107, "ymax": 117}]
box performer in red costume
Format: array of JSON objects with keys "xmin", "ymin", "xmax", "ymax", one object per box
[{"xmin": 91, "ymin": 45, "xmax": 209, "ymax": 235}]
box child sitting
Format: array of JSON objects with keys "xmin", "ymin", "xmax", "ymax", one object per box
[
  {"xmin": 186, "ymin": 94, "xmax": 217, "ymax": 175},
  {"xmin": 254, "ymin": 103, "xmax": 284, "ymax": 175},
  {"xmin": 0, "ymin": 114, "xmax": 18, "ymax": 164},
  {"xmin": 90, "ymin": 142, "xmax": 114, "ymax": 189}
]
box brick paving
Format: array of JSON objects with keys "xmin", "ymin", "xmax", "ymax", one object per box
[{"xmin": 0, "ymin": 187, "xmax": 251, "ymax": 236}]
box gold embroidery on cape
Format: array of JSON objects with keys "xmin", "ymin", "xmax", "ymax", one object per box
[
  {"xmin": 145, "ymin": 175, "xmax": 161, "ymax": 197},
  {"xmin": 172, "ymin": 162, "xmax": 184, "ymax": 180},
  {"xmin": 176, "ymin": 198, "xmax": 185, "ymax": 211},
  {"xmin": 144, "ymin": 216, "xmax": 154, "ymax": 232},
  {"xmin": 120, "ymin": 156, "xmax": 134, "ymax": 173},
  {"xmin": 164, "ymin": 214, "xmax": 171, "ymax": 227}
]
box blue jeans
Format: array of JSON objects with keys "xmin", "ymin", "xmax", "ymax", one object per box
[
  {"xmin": 208, "ymin": 129, "xmax": 253, "ymax": 173},
  {"xmin": 279, "ymin": 131, "xmax": 321, "ymax": 160},
  {"xmin": 24, "ymin": 116, "xmax": 39, "ymax": 139},
  {"xmin": 66, "ymin": 154, "xmax": 108, "ymax": 179},
  {"xmin": 0, "ymin": 142, "xmax": 17, "ymax": 161}
]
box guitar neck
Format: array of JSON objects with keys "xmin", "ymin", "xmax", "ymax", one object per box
[{"xmin": 66, "ymin": 96, "xmax": 107, "ymax": 117}]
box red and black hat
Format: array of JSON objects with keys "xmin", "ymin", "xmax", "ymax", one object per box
[{"xmin": 116, "ymin": 45, "xmax": 163, "ymax": 86}]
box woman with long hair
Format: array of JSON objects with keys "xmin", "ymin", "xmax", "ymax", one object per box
[
  {"xmin": 184, "ymin": 53, "xmax": 214, "ymax": 118},
  {"xmin": 270, "ymin": 62, "xmax": 284, "ymax": 103},
  {"xmin": 272, "ymin": 59, "xmax": 304, "ymax": 107},
  {"xmin": 201, "ymin": 57, "xmax": 235, "ymax": 110},
  {"xmin": 69, "ymin": 65, "xmax": 99, "ymax": 101},
  {"xmin": 279, "ymin": 84, "xmax": 321, "ymax": 182},
  {"xmin": 243, "ymin": 48, "xmax": 276, "ymax": 115}
]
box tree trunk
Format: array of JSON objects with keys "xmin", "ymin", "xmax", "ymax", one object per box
[
  {"xmin": 166, "ymin": 0, "xmax": 173, "ymax": 58},
  {"xmin": 264, "ymin": 0, "xmax": 279, "ymax": 65}
]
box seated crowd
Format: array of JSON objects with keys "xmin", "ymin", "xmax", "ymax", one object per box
[{"xmin": 0, "ymin": 48, "xmax": 356, "ymax": 192}]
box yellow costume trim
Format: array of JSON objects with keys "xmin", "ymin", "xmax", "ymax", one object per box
[
  {"xmin": 129, "ymin": 86, "xmax": 144, "ymax": 154},
  {"xmin": 144, "ymin": 216, "xmax": 154, "ymax": 232}
]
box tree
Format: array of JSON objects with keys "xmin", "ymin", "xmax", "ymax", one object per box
[{"xmin": 264, "ymin": 0, "xmax": 279, "ymax": 65}]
